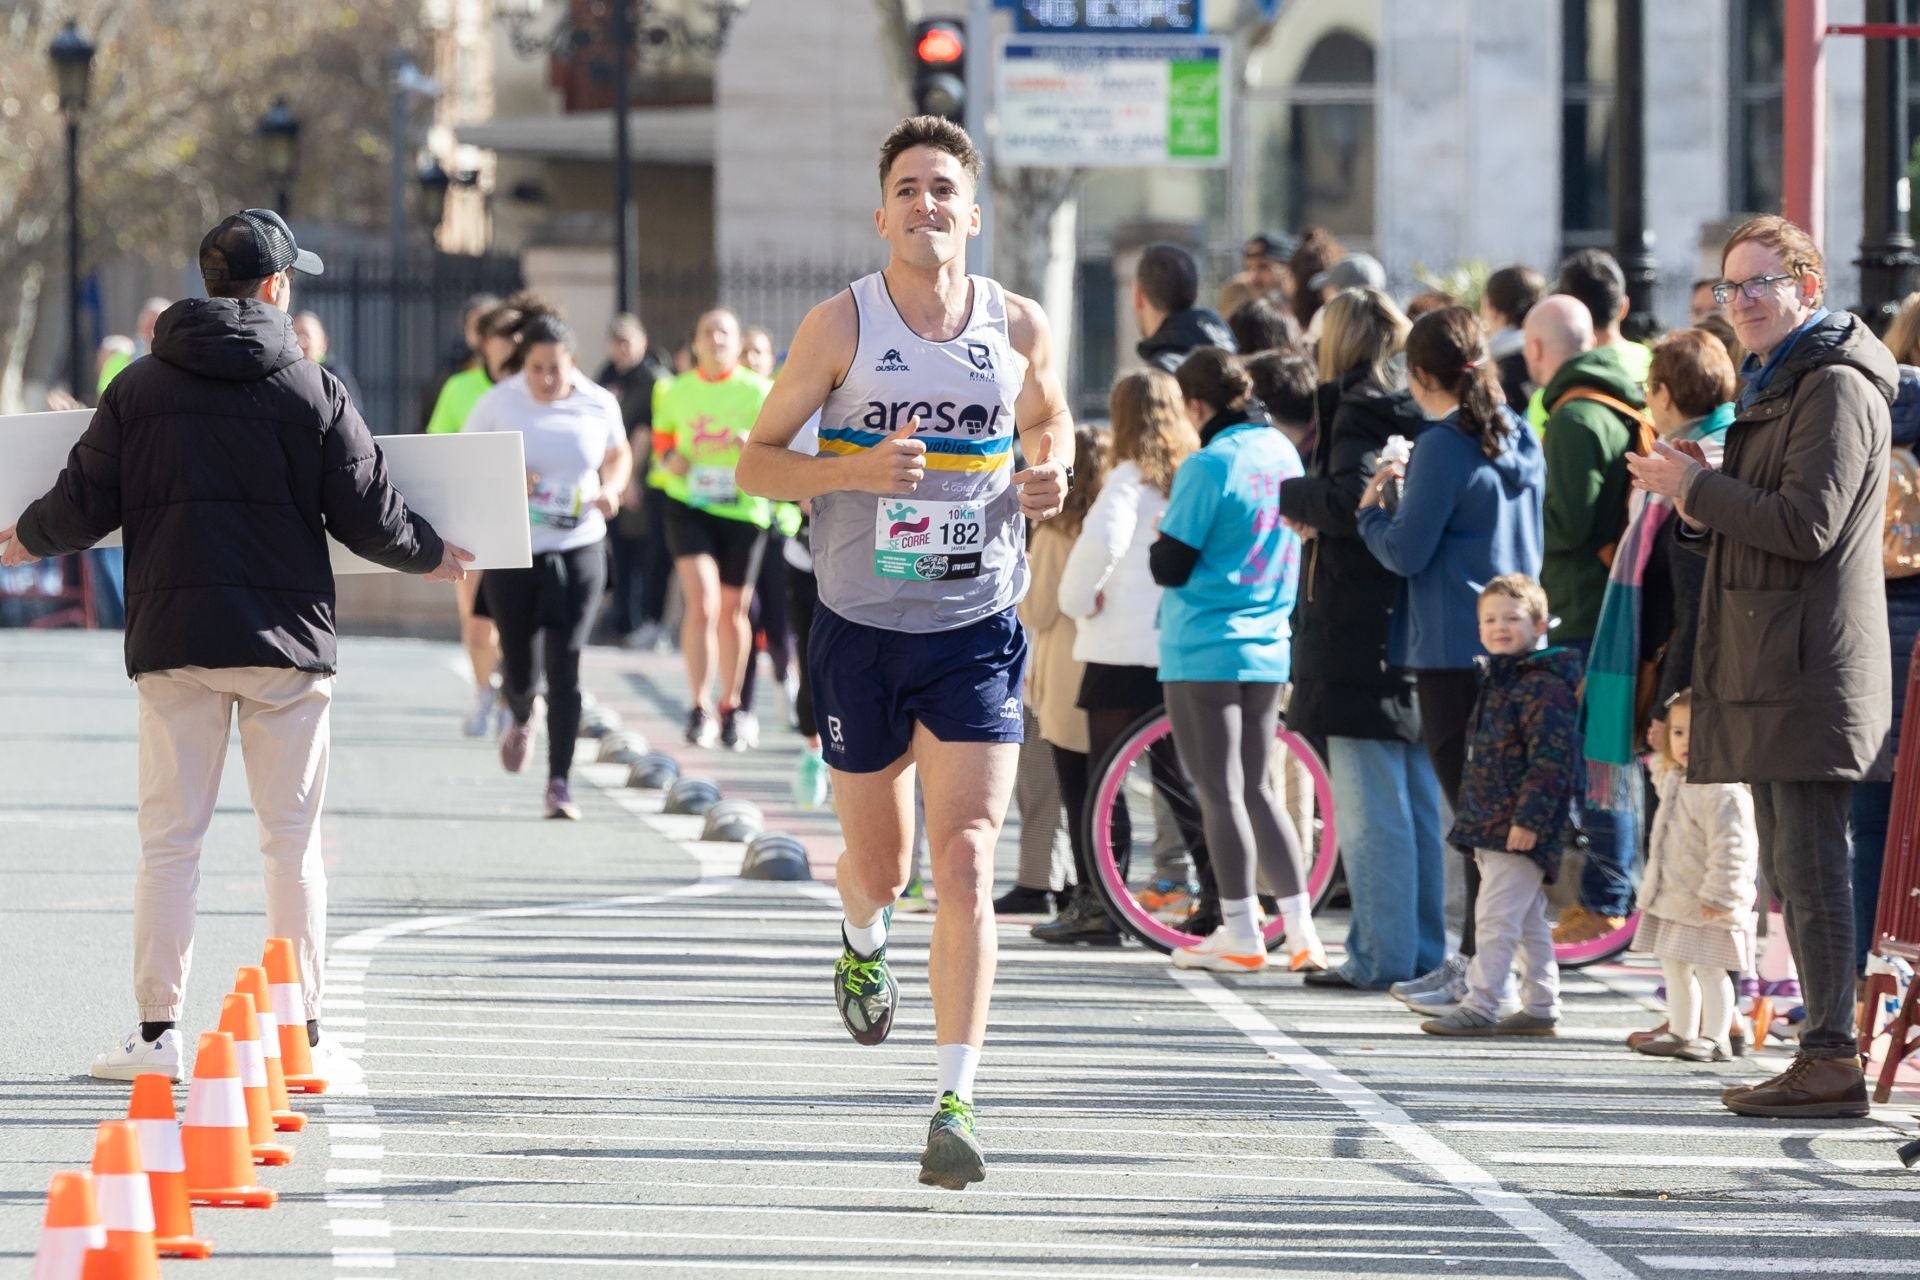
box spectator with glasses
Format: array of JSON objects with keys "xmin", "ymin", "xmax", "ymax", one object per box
[{"xmin": 1628, "ymin": 215, "xmax": 1895, "ymax": 1119}]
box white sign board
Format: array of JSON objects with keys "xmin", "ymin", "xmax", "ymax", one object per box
[
  {"xmin": 0, "ymin": 410, "xmax": 533, "ymax": 575},
  {"xmin": 995, "ymin": 35, "xmax": 1229, "ymax": 169}
]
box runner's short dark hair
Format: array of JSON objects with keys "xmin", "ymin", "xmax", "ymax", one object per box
[
  {"xmin": 878, "ymin": 116, "xmax": 982, "ymax": 192},
  {"xmin": 1556, "ymin": 249, "xmax": 1627, "ymax": 332}
]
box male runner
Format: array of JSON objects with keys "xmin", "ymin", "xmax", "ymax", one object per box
[
  {"xmin": 653, "ymin": 308, "xmax": 775, "ymax": 748},
  {"xmin": 736, "ymin": 116, "xmax": 1072, "ymax": 1190}
]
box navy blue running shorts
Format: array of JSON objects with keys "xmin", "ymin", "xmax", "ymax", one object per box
[{"xmin": 808, "ymin": 604, "xmax": 1028, "ymax": 774}]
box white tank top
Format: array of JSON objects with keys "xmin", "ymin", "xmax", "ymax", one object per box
[{"xmin": 813, "ymin": 272, "xmax": 1027, "ymax": 632}]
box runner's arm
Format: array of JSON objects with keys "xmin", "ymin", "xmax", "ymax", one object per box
[
  {"xmin": 737, "ymin": 294, "xmax": 884, "ymax": 501},
  {"xmin": 1007, "ymin": 292, "xmax": 1073, "ymax": 520}
]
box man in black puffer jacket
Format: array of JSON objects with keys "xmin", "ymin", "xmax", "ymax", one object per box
[
  {"xmin": 1, "ymin": 209, "xmax": 469, "ymax": 1085},
  {"xmin": 1132, "ymin": 243, "xmax": 1236, "ymax": 373}
]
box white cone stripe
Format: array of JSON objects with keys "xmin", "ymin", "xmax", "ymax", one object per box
[
  {"xmin": 256, "ymin": 1011, "xmax": 283, "ymax": 1059},
  {"xmin": 133, "ymin": 1119, "xmax": 185, "ymax": 1174},
  {"xmin": 183, "ymin": 1077, "xmax": 249, "ymax": 1129},
  {"xmin": 32, "ymin": 1224, "xmax": 106, "ymax": 1276},
  {"xmin": 93, "ymin": 1173, "xmax": 156, "ymax": 1234},
  {"xmin": 271, "ymin": 982, "xmax": 302, "ymax": 1026},
  {"xmin": 236, "ymin": 1039, "xmax": 268, "ymax": 1088}
]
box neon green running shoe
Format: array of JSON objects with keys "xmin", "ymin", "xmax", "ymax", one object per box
[
  {"xmin": 896, "ymin": 874, "xmax": 932, "ymax": 913},
  {"xmin": 919, "ymin": 1092, "xmax": 985, "ymax": 1190},
  {"xmin": 834, "ymin": 908, "xmax": 897, "ymax": 1045}
]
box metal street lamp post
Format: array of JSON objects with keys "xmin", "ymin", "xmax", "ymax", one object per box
[
  {"xmin": 418, "ymin": 158, "xmax": 452, "ymax": 233},
  {"xmin": 1854, "ymin": 0, "xmax": 1920, "ymax": 322},
  {"xmin": 49, "ymin": 20, "xmax": 95, "ymax": 402},
  {"xmin": 493, "ymin": 0, "xmax": 752, "ymax": 315},
  {"xmin": 1611, "ymin": 0, "xmax": 1658, "ymax": 340},
  {"xmin": 258, "ymin": 96, "xmax": 302, "ymax": 214}
]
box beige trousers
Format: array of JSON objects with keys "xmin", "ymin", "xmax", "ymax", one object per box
[{"xmin": 134, "ymin": 666, "xmax": 332, "ymax": 1022}]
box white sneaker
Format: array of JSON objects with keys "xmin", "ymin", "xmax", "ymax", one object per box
[
  {"xmin": 1171, "ymin": 926, "xmax": 1269, "ymax": 973},
  {"xmin": 1390, "ymin": 953, "xmax": 1467, "ymax": 1005},
  {"xmin": 91, "ymin": 1027, "xmax": 182, "ymax": 1082},
  {"xmin": 461, "ymin": 686, "xmax": 496, "ymax": 738},
  {"xmin": 309, "ymin": 1038, "xmax": 365, "ymax": 1088}
]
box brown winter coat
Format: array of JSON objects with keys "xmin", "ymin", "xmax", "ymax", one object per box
[{"xmin": 1681, "ymin": 311, "xmax": 1895, "ymax": 783}]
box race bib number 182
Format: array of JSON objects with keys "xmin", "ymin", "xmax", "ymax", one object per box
[{"xmin": 873, "ymin": 499, "xmax": 984, "ymax": 581}]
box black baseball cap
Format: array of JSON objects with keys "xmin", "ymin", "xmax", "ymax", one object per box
[{"xmin": 198, "ymin": 209, "xmax": 324, "ymax": 283}]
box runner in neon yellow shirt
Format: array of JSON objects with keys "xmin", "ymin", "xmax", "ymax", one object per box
[{"xmin": 652, "ymin": 309, "xmax": 774, "ymax": 749}]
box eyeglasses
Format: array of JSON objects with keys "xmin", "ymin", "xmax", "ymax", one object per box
[{"xmin": 1711, "ymin": 273, "xmax": 1793, "ymax": 305}]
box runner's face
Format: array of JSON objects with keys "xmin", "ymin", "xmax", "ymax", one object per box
[
  {"xmin": 523, "ymin": 342, "xmax": 573, "ymax": 402},
  {"xmin": 694, "ymin": 313, "xmax": 741, "ymax": 375},
  {"xmin": 743, "ymin": 333, "xmax": 775, "ymax": 377},
  {"xmin": 877, "ymin": 146, "xmax": 978, "ymax": 267}
]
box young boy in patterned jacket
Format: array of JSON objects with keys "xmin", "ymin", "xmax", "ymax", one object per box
[{"xmin": 1424, "ymin": 574, "xmax": 1582, "ymax": 1038}]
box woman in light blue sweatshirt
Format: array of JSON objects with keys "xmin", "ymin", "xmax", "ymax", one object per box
[{"xmin": 1357, "ymin": 306, "xmax": 1545, "ymax": 1004}]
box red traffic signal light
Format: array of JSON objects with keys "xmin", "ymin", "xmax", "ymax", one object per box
[
  {"xmin": 911, "ymin": 20, "xmax": 966, "ymax": 124},
  {"xmin": 916, "ymin": 24, "xmax": 964, "ymax": 65}
]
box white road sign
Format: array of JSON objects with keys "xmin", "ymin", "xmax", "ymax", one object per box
[{"xmin": 995, "ymin": 35, "xmax": 1229, "ymax": 169}]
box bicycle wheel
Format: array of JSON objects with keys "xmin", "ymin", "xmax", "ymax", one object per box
[
  {"xmin": 1553, "ymin": 911, "xmax": 1641, "ymax": 968},
  {"xmin": 1083, "ymin": 706, "xmax": 1339, "ymax": 955}
]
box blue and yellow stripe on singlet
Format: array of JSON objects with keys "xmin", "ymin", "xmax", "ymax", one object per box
[{"xmin": 817, "ymin": 426, "xmax": 1014, "ymax": 473}]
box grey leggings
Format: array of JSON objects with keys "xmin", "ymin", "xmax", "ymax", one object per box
[{"xmin": 1163, "ymin": 680, "xmax": 1305, "ymax": 902}]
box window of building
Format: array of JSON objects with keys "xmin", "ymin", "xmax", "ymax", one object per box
[
  {"xmin": 1562, "ymin": 0, "xmax": 1616, "ymax": 245},
  {"xmin": 1246, "ymin": 29, "xmax": 1377, "ymax": 239},
  {"xmin": 1730, "ymin": 0, "xmax": 1785, "ymax": 215}
]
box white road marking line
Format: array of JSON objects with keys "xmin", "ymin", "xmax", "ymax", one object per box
[
  {"xmin": 355, "ymin": 1194, "xmax": 1519, "ymax": 1231},
  {"xmin": 1489, "ymin": 1151, "xmax": 1896, "ymax": 1174},
  {"xmin": 1574, "ymin": 1211, "xmax": 1920, "ymax": 1234},
  {"xmin": 375, "ymin": 1145, "xmax": 1429, "ymax": 1187},
  {"xmin": 376, "ymin": 1127, "xmax": 1414, "ymax": 1164},
  {"xmin": 328, "ymin": 1124, "xmax": 383, "ymax": 1139},
  {"xmin": 364, "ymin": 1254, "xmax": 1474, "ymax": 1277},
  {"xmin": 1639, "ymin": 1258, "xmax": 1920, "ymax": 1274},
  {"xmin": 1443, "ymin": 1120, "xmax": 1895, "ymax": 1141},
  {"xmin": 331, "ymin": 1144, "xmax": 386, "ymax": 1161},
  {"xmin": 396, "ymin": 1222, "xmax": 1546, "ymax": 1263},
  {"xmin": 330, "ymin": 1246, "xmax": 396, "ymax": 1269},
  {"xmin": 1171, "ymin": 970, "xmax": 1636, "ymax": 1280},
  {"xmin": 330, "ymin": 1220, "xmax": 394, "ymax": 1238}
]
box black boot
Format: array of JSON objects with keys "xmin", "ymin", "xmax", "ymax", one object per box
[{"xmin": 1031, "ymin": 889, "xmax": 1123, "ymax": 945}]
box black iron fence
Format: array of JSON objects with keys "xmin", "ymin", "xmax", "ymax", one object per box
[
  {"xmin": 297, "ymin": 249, "xmax": 524, "ymax": 436},
  {"xmin": 629, "ymin": 258, "xmax": 883, "ymax": 360}
]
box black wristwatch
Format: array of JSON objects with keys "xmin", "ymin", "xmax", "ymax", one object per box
[{"xmin": 1061, "ymin": 465, "xmax": 1075, "ymax": 487}]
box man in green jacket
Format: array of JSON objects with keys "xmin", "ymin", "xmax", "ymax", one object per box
[{"xmin": 1524, "ymin": 292, "xmax": 1645, "ymax": 937}]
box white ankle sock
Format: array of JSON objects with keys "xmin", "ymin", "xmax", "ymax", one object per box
[
  {"xmin": 1277, "ymin": 893, "xmax": 1317, "ymax": 945},
  {"xmin": 843, "ymin": 913, "xmax": 888, "ymax": 958},
  {"xmin": 1220, "ymin": 896, "xmax": 1259, "ymax": 946},
  {"xmin": 936, "ymin": 1042, "xmax": 980, "ymax": 1103}
]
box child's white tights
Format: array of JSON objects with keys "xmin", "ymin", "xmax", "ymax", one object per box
[{"xmin": 1662, "ymin": 957, "xmax": 1735, "ymax": 1049}]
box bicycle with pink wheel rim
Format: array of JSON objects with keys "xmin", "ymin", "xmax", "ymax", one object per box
[{"xmin": 1080, "ymin": 707, "xmax": 1340, "ymax": 955}]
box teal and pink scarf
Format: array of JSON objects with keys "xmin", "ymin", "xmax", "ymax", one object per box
[{"xmin": 1583, "ymin": 404, "xmax": 1734, "ymax": 808}]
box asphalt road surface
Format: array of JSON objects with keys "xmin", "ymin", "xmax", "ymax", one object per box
[{"xmin": 4, "ymin": 630, "xmax": 1919, "ymax": 1277}]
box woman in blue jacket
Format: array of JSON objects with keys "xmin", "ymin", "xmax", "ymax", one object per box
[
  {"xmin": 1149, "ymin": 348, "xmax": 1324, "ymax": 975},
  {"xmin": 1357, "ymin": 306, "xmax": 1545, "ymax": 1009}
]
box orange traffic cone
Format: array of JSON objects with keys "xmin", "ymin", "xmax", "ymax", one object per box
[
  {"xmin": 235, "ymin": 965, "xmax": 306, "ymax": 1132},
  {"xmin": 262, "ymin": 938, "xmax": 325, "ymax": 1094},
  {"xmin": 219, "ymin": 993, "xmax": 293, "ymax": 1167},
  {"xmin": 83, "ymin": 1120, "xmax": 160, "ymax": 1280},
  {"xmin": 127, "ymin": 1073, "xmax": 212, "ymax": 1258},
  {"xmin": 181, "ymin": 1032, "xmax": 275, "ymax": 1209},
  {"xmin": 31, "ymin": 1170, "xmax": 104, "ymax": 1280}
]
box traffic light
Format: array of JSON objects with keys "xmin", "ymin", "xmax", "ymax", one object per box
[{"xmin": 912, "ymin": 19, "xmax": 966, "ymax": 123}]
